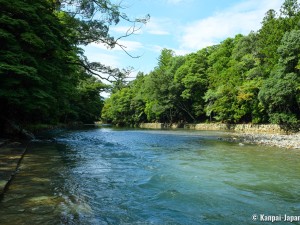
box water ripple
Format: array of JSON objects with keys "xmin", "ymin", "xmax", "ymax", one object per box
[{"xmin": 1, "ymin": 128, "xmax": 300, "ymax": 224}]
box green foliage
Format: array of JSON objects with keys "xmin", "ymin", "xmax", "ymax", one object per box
[
  {"xmin": 0, "ymin": 0, "xmax": 145, "ymax": 129},
  {"xmin": 101, "ymin": 73, "xmax": 147, "ymax": 126},
  {"xmin": 1, "ymin": 0, "xmax": 69, "ymax": 124},
  {"xmin": 101, "ymin": 87, "xmax": 134, "ymax": 126},
  {"xmin": 175, "ymin": 49, "xmax": 210, "ymax": 118},
  {"xmin": 259, "ymin": 29, "xmax": 300, "ymax": 129},
  {"xmin": 101, "ymin": 0, "xmax": 300, "ymax": 131},
  {"xmin": 280, "ymin": 0, "xmax": 300, "ymax": 17},
  {"xmin": 141, "ymin": 49, "xmax": 181, "ymax": 122}
]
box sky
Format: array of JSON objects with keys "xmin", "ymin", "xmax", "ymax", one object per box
[{"xmin": 83, "ymin": 0, "xmax": 285, "ymax": 78}]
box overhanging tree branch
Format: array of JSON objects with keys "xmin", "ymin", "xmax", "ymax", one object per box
[
  {"xmin": 69, "ymin": 54, "xmax": 133, "ymax": 83},
  {"xmin": 56, "ymin": 0, "xmax": 149, "ymax": 81}
]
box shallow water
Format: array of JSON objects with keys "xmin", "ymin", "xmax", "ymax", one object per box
[{"xmin": 0, "ymin": 127, "xmax": 300, "ymax": 224}]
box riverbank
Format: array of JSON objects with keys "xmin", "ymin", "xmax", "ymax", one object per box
[
  {"xmin": 140, "ymin": 122, "xmax": 287, "ymax": 134},
  {"xmin": 221, "ymin": 132, "xmax": 300, "ymax": 149},
  {"xmin": 139, "ymin": 123, "xmax": 300, "ymax": 149}
]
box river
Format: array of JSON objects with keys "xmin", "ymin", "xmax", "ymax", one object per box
[{"xmin": 0, "ymin": 127, "xmax": 300, "ymax": 224}]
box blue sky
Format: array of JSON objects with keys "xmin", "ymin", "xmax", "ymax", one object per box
[{"xmin": 83, "ymin": 0, "xmax": 284, "ymax": 78}]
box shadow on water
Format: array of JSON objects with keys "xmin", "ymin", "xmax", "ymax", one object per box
[{"xmin": 0, "ymin": 127, "xmax": 300, "ymax": 224}]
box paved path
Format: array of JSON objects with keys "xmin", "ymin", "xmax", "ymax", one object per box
[{"xmin": 0, "ymin": 140, "xmax": 28, "ymax": 197}]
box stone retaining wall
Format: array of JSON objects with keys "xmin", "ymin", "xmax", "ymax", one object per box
[
  {"xmin": 139, "ymin": 123, "xmax": 284, "ymax": 134},
  {"xmin": 185, "ymin": 123, "xmax": 283, "ymax": 134},
  {"xmin": 139, "ymin": 123, "xmax": 163, "ymax": 129},
  {"xmin": 232, "ymin": 124, "xmax": 282, "ymax": 134},
  {"xmin": 139, "ymin": 123, "xmax": 184, "ymax": 129}
]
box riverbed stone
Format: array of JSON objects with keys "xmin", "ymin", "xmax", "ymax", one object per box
[
  {"xmin": 0, "ymin": 141, "xmax": 27, "ymax": 197},
  {"xmin": 223, "ymin": 132, "xmax": 300, "ymax": 149},
  {"xmin": 0, "ymin": 139, "xmax": 9, "ymax": 145},
  {"xmin": 30, "ymin": 205, "xmax": 56, "ymax": 214}
]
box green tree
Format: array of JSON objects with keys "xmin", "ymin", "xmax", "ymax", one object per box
[
  {"xmin": 230, "ymin": 33, "xmax": 266, "ymax": 123},
  {"xmin": 0, "ymin": 0, "xmax": 77, "ymax": 125},
  {"xmin": 280, "ymin": 0, "xmax": 300, "ymax": 17},
  {"xmin": 142, "ymin": 49, "xmax": 179, "ymax": 122},
  {"xmin": 73, "ymin": 75, "xmax": 107, "ymax": 123},
  {"xmin": 204, "ymin": 37, "xmax": 238, "ymax": 122},
  {"xmin": 100, "ymin": 0, "xmax": 300, "ymax": 130},
  {"xmin": 57, "ymin": 0, "xmax": 149, "ymax": 81},
  {"xmin": 101, "ymin": 87, "xmax": 134, "ymax": 126},
  {"xmin": 175, "ymin": 48, "xmax": 210, "ymax": 120},
  {"xmin": 259, "ymin": 29, "xmax": 300, "ymax": 129},
  {"xmin": 0, "ymin": 0, "xmax": 149, "ymax": 131},
  {"xmin": 257, "ymin": 9, "xmax": 284, "ymax": 75}
]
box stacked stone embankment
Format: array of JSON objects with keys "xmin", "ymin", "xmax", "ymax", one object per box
[
  {"xmin": 140, "ymin": 123, "xmax": 284, "ymax": 134},
  {"xmin": 185, "ymin": 123, "xmax": 283, "ymax": 134},
  {"xmin": 139, "ymin": 123, "xmax": 163, "ymax": 129}
]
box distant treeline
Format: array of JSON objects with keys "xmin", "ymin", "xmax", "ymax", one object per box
[{"xmin": 102, "ymin": 0, "xmax": 300, "ymax": 130}]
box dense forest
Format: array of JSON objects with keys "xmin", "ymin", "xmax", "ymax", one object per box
[
  {"xmin": 1, "ymin": 0, "xmax": 300, "ymax": 134},
  {"xmin": 0, "ymin": 0, "xmax": 148, "ymax": 133},
  {"xmin": 102, "ymin": 0, "xmax": 300, "ymax": 130}
]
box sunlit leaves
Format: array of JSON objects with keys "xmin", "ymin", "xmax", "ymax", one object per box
[
  {"xmin": 101, "ymin": 0, "xmax": 300, "ymax": 129},
  {"xmin": 258, "ymin": 29, "xmax": 300, "ymax": 128}
]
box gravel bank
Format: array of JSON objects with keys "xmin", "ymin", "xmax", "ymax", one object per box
[{"xmin": 221, "ymin": 132, "xmax": 300, "ymax": 149}]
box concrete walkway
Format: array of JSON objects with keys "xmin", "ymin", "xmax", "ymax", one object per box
[{"xmin": 0, "ymin": 140, "xmax": 28, "ymax": 197}]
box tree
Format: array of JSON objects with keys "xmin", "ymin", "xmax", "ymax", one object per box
[
  {"xmin": 100, "ymin": 0, "xmax": 300, "ymax": 130},
  {"xmin": 57, "ymin": 0, "xmax": 149, "ymax": 82},
  {"xmin": 175, "ymin": 48, "xmax": 210, "ymax": 120},
  {"xmin": 280, "ymin": 0, "xmax": 300, "ymax": 17},
  {"xmin": 73, "ymin": 75, "xmax": 107, "ymax": 123},
  {"xmin": 0, "ymin": 0, "xmax": 149, "ymax": 131},
  {"xmin": 142, "ymin": 49, "xmax": 179, "ymax": 122},
  {"xmin": 0, "ymin": 0, "xmax": 78, "ymax": 125},
  {"xmin": 230, "ymin": 33, "xmax": 266, "ymax": 123},
  {"xmin": 204, "ymin": 37, "xmax": 238, "ymax": 122},
  {"xmin": 259, "ymin": 29, "xmax": 300, "ymax": 129},
  {"xmin": 101, "ymin": 87, "xmax": 135, "ymax": 126},
  {"xmin": 257, "ymin": 9, "xmax": 284, "ymax": 75},
  {"xmin": 101, "ymin": 72, "xmax": 147, "ymax": 126}
]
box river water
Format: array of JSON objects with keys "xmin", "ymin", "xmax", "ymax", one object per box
[{"xmin": 0, "ymin": 127, "xmax": 300, "ymax": 225}]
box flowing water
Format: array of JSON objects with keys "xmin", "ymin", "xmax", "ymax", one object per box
[{"xmin": 0, "ymin": 127, "xmax": 300, "ymax": 225}]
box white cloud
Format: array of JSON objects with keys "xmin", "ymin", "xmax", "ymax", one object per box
[
  {"xmin": 166, "ymin": 0, "xmax": 184, "ymax": 4},
  {"xmin": 145, "ymin": 18, "xmax": 171, "ymax": 35},
  {"xmin": 148, "ymin": 44, "xmax": 189, "ymax": 56},
  {"xmin": 89, "ymin": 42, "xmax": 111, "ymax": 51},
  {"xmin": 110, "ymin": 25, "xmax": 143, "ymax": 35},
  {"xmin": 180, "ymin": 0, "xmax": 284, "ymax": 50},
  {"xmin": 118, "ymin": 40, "xmax": 144, "ymax": 51},
  {"xmin": 84, "ymin": 51, "xmax": 120, "ymax": 68},
  {"xmin": 165, "ymin": 0, "xmax": 195, "ymax": 4},
  {"xmin": 110, "ymin": 26, "xmax": 134, "ymax": 34},
  {"xmin": 172, "ymin": 48, "xmax": 190, "ymax": 56},
  {"xmin": 149, "ymin": 45, "xmax": 164, "ymax": 53}
]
